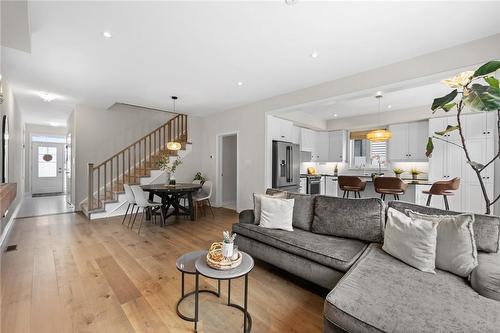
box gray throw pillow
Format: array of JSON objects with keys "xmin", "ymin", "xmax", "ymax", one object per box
[
  {"xmin": 407, "ymin": 210, "xmax": 478, "ymax": 277},
  {"xmin": 253, "ymin": 192, "xmax": 287, "ymax": 224},
  {"xmin": 383, "ymin": 208, "xmax": 438, "ymax": 274},
  {"xmin": 471, "ymin": 252, "xmax": 500, "ymax": 301},
  {"xmin": 286, "ymin": 192, "xmax": 315, "ymax": 230}
]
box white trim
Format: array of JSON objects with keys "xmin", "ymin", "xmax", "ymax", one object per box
[
  {"xmin": 0, "ymin": 199, "xmax": 22, "ymax": 249},
  {"xmin": 215, "ymin": 131, "xmax": 239, "ymax": 212}
]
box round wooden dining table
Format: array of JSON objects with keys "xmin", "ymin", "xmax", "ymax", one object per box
[{"xmin": 141, "ymin": 183, "xmax": 202, "ymax": 223}]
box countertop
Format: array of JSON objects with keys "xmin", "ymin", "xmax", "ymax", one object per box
[{"xmin": 300, "ymin": 174, "xmax": 432, "ymax": 185}]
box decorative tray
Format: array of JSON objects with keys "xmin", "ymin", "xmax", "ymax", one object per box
[{"xmin": 206, "ymin": 242, "xmax": 242, "ymax": 270}]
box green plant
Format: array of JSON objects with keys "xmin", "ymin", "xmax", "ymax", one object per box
[
  {"xmin": 193, "ymin": 172, "xmax": 206, "ymax": 184},
  {"xmin": 426, "ymin": 60, "xmax": 500, "ymax": 214},
  {"xmin": 393, "ymin": 168, "xmax": 404, "ymax": 175},
  {"xmin": 409, "ymin": 168, "xmax": 421, "ymax": 176},
  {"xmin": 156, "ymin": 155, "xmax": 182, "ymax": 174}
]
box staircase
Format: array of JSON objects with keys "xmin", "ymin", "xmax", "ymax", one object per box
[{"xmin": 81, "ymin": 114, "xmax": 191, "ymax": 219}]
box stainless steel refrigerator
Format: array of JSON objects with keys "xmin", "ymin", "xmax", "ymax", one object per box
[{"xmin": 272, "ymin": 141, "xmax": 300, "ymax": 192}]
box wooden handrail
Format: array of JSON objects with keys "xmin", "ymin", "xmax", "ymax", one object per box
[{"xmin": 87, "ymin": 114, "xmax": 188, "ymax": 211}]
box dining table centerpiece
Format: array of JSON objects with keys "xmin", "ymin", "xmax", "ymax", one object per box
[{"xmin": 156, "ymin": 155, "xmax": 183, "ymax": 185}]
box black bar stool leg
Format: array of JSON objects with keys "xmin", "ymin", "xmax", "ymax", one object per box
[
  {"xmin": 426, "ymin": 194, "xmax": 432, "ymax": 206},
  {"xmin": 443, "ymin": 195, "xmax": 450, "ymax": 210}
]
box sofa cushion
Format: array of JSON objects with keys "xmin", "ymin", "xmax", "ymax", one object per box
[
  {"xmin": 312, "ymin": 196, "xmax": 385, "ymax": 243},
  {"xmin": 286, "ymin": 192, "xmax": 315, "ymax": 231},
  {"xmin": 232, "ymin": 223, "xmax": 367, "ymax": 272},
  {"xmin": 388, "ymin": 201, "xmax": 500, "ymax": 253},
  {"xmin": 471, "ymin": 251, "xmax": 500, "ymax": 301},
  {"xmin": 324, "ymin": 244, "xmax": 500, "ymax": 333}
]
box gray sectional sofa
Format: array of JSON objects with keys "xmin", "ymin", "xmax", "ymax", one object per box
[{"xmin": 232, "ymin": 190, "xmax": 500, "ymax": 333}]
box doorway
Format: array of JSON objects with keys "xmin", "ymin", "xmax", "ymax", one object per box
[
  {"xmin": 31, "ymin": 141, "xmax": 64, "ymax": 195},
  {"xmin": 217, "ymin": 133, "xmax": 238, "ymax": 211}
]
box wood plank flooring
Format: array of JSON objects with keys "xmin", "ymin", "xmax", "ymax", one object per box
[{"xmin": 1, "ymin": 208, "xmax": 325, "ymax": 333}]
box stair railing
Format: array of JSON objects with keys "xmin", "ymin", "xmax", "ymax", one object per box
[{"xmin": 87, "ymin": 114, "xmax": 188, "ymax": 211}]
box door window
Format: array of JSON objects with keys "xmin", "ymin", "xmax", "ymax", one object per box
[{"xmin": 38, "ymin": 146, "xmax": 58, "ymax": 177}]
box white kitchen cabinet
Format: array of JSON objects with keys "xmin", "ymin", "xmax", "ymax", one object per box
[
  {"xmin": 320, "ymin": 176, "xmax": 326, "ymax": 195},
  {"xmin": 388, "ymin": 121, "xmax": 428, "ymax": 161},
  {"xmin": 300, "ymin": 128, "xmax": 315, "ymax": 152},
  {"xmin": 465, "ymin": 183, "xmax": 494, "ymax": 214},
  {"xmin": 464, "ymin": 112, "xmax": 496, "ymax": 140},
  {"xmin": 328, "ymin": 130, "xmax": 347, "ymax": 162},
  {"xmin": 268, "ymin": 116, "xmax": 296, "ymax": 143},
  {"xmin": 314, "ymin": 132, "xmax": 330, "ymax": 162},
  {"xmin": 292, "ymin": 126, "xmax": 301, "ymax": 145},
  {"xmin": 325, "ymin": 176, "xmax": 338, "ymax": 197}
]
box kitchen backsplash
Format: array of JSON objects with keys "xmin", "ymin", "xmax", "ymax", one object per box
[{"xmin": 301, "ymin": 161, "xmax": 429, "ymax": 179}]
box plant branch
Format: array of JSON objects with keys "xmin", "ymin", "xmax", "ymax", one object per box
[
  {"xmin": 431, "ymin": 135, "xmax": 463, "ymax": 148},
  {"xmin": 491, "ymin": 193, "xmax": 500, "ymax": 206}
]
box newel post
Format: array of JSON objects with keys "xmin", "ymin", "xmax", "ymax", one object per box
[{"xmin": 88, "ymin": 163, "xmax": 94, "ymax": 211}]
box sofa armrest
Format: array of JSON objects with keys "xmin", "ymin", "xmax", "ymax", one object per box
[
  {"xmin": 239, "ymin": 209, "xmax": 255, "ymax": 224},
  {"xmin": 471, "ymin": 252, "xmax": 500, "ymax": 301}
]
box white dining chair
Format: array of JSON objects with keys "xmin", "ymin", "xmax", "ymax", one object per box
[
  {"xmin": 122, "ymin": 184, "xmax": 137, "ymax": 227},
  {"xmin": 130, "ymin": 185, "xmax": 164, "ymax": 234},
  {"xmin": 193, "ymin": 180, "xmax": 214, "ymax": 219}
]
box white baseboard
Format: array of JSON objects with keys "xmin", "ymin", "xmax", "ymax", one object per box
[{"xmin": 0, "ymin": 199, "xmax": 22, "ymax": 249}]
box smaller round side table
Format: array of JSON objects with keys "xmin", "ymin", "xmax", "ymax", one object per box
[
  {"xmin": 175, "ymin": 250, "xmax": 220, "ymax": 321},
  {"xmin": 194, "ymin": 251, "xmax": 254, "ymax": 333}
]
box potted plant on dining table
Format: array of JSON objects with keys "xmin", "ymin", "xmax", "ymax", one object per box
[{"xmin": 156, "ymin": 155, "xmax": 183, "ymax": 185}]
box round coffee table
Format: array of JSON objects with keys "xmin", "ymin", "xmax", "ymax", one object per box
[
  {"xmin": 194, "ymin": 251, "xmax": 254, "ymax": 333},
  {"xmin": 175, "ymin": 250, "xmax": 220, "ymax": 322}
]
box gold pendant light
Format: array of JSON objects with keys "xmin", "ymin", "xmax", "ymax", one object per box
[
  {"xmin": 167, "ymin": 96, "xmax": 181, "ymax": 151},
  {"xmin": 367, "ymin": 92, "xmax": 392, "ymax": 142}
]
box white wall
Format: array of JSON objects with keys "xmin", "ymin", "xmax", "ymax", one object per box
[
  {"xmin": 0, "ymin": 81, "xmax": 25, "ymax": 236},
  {"xmin": 222, "ymin": 134, "xmax": 237, "ymax": 203}
]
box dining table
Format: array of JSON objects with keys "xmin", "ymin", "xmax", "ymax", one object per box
[{"xmin": 141, "ymin": 183, "xmax": 202, "ymax": 224}]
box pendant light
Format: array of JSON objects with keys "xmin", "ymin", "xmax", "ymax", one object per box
[
  {"xmin": 167, "ymin": 96, "xmax": 182, "ymax": 151},
  {"xmin": 367, "ymin": 92, "xmax": 392, "ymax": 142}
]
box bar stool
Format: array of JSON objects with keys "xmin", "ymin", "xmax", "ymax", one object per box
[
  {"xmin": 423, "ymin": 177, "xmax": 461, "ymax": 210},
  {"xmin": 338, "ymin": 176, "xmax": 366, "ymax": 198},
  {"xmin": 374, "ymin": 177, "xmax": 408, "ymax": 200}
]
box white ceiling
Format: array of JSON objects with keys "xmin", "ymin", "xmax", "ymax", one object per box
[{"xmin": 2, "ymin": 1, "xmax": 500, "ymax": 126}]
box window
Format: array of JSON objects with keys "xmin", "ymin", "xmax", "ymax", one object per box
[
  {"xmin": 349, "ymin": 130, "xmax": 388, "ymax": 169},
  {"xmin": 38, "ymin": 146, "xmax": 58, "ymax": 177}
]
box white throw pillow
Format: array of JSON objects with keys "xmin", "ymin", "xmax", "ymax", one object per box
[
  {"xmin": 407, "ymin": 210, "xmax": 478, "ymax": 277},
  {"xmin": 259, "ymin": 196, "xmax": 295, "ymax": 231},
  {"xmin": 253, "ymin": 192, "xmax": 287, "ymax": 223},
  {"xmin": 383, "ymin": 208, "xmax": 438, "ymax": 274}
]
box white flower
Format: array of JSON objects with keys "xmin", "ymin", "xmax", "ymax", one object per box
[{"xmin": 441, "ymin": 71, "xmax": 474, "ymax": 88}]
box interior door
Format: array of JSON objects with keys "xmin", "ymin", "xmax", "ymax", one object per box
[{"xmin": 32, "ymin": 142, "xmax": 64, "ymax": 194}]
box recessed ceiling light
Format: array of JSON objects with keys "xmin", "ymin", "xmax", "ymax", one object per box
[
  {"xmin": 311, "ymin": 52, "xmax": 318, "ymax": 58},
  {"xmin": 387, "ymin": 104, "xmax": 392, "ymax": 109},
  {"xmin": 237, "ymin": 82, "xmax": 243, "ymax": 86},
  {"xmin": 38, "ymin": 92, "xmax": 57, "ymax": 102},
  {"xmin": 333, "ymin": 114, "xmax": 338, "ymax": 118},
  {"xmin": 103, "ymin": 31, "xmax": 112, "ymax": 38},
  {"xmin": 375, "ymin": 91, "xmax": 383, "ymax": 97},
  {"xmin": 285, "ymin": 0, "xmax": 298, "ymax": 5}
]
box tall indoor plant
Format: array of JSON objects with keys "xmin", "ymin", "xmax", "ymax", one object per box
[{"xmin": 426, "ymin": 60, "xmax": 500, "ymax": 214}]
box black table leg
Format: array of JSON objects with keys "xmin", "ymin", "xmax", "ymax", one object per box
[
  {"xmin": 146, "ymin": 192, "xmax": 154, "ymax": 220},
  {"xmin": 228, "ymin": 279, "xmax": 231, "ymax": 305},
  {"xmin": 195, "ymin": 273, "xmax": 199, "ymax": 332},
  {"xmin": 244, "ymin": 274, "xmax": 248, "ymax": 333},
  {"xmin": 188, "ymin": 192, "xmax": 195, "ymax": 221}
]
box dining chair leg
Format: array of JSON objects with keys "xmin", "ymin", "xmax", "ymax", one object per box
[
  {"xmin": 130, "ymin": 206, "xmax": 140, "ymax": 229},
  {"xmin": 159, "ymin": 206, "xmax": 165, "ymax": 225},
  {"xmin": 426, "ymin": 194, "xmax": 432, "ymax": 206},
  {"xmin": 207, "ymin": 199, "xmax": 215, "ymax": 218},
  {"xmin": 443, "ymin": 195, "xmax": 450, "ymax": 210},
  {"xmin": 342, "ymin": 191, "xmax": 346, "ymax": 198},
  {"xmin": 127, "ymin": 204, "xmax": 136, "ymax": 227},
  {"xmin": 347, "ymin": 191, "xmax": 350, "ymax": 198},
  {"xmin": 138, "ymin": 208, "xmax": 145, "ymax": 234},
  {"xmin": 122, "ymin": 204, "xmax": 130, "ymax": 225},
  {"xmin": 393, "ymin": 194, "xmax": 397, "ymax": 200}
]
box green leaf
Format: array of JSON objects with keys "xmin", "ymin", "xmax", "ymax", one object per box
[
  {"xmin": 467, "ymin": 160, "xmax": 485, "ymax": 171},
  {"xmin": 425, "ymin": 137, "xmax": 434, "ymax": 158},
  {"xmin": 463, "ymin": 83, "xmax": 500, "ymax": 112},
  {"xmin": 485, "ymin": 76, "xmax": 499, "ymax": 89},
  {"xmin": 431, "ymin": 90, "xmax": 457, "ymax": 112},
  {"xmin": 442, "ymin": 102, "xmax": 456, "ymax": 112},
  {"xmin": 435, "ymin": 125, "xmax": 459, "ymax": 136},
  {"xmin": 473, "ymin": 60, "xmax": 500, "ymax": 77}
]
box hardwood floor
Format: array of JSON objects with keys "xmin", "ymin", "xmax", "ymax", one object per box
[{"xmin": 1, "ymin": 208, "xmax": 324, "ymax": 333}]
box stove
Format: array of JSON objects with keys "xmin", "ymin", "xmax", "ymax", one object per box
[{"xmin": 304, "ymin": 175, "xmax": 322, "ymax": 194}]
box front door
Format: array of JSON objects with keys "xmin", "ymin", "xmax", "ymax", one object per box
[{"xmin": 32, "ymin": 142, "xmax": 64, "ymax": 195}]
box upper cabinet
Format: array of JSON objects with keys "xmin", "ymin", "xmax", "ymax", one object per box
[
  {"xmin": 463, "ymin": 112, "xmax": 496, "ymax": 140},
  {"xmin": 268, "ymin": 116, "xmax": 298, "ymax": 144},
  {"xmin": 313, "ymin": 131, "xmax": 330, "ymax": 162},
  {"xmin": 328, "ymin": 130, "xmax": 347, "ymax": 162},
  {"xmin": 388, "ymin": 120, "xmax": 428, "ymax": 161},
  {"xmin": 300, "ymin": 128, "xmax": 315, "ymax": 152}
]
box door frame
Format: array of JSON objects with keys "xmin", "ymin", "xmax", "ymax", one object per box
[
  {"xmin": 215, "ymin": 131, "xmax": 239, "ymax": 211},
  {"xmin": 31, "ymin": 140, "xmax": 65, "ymax": 195}
]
